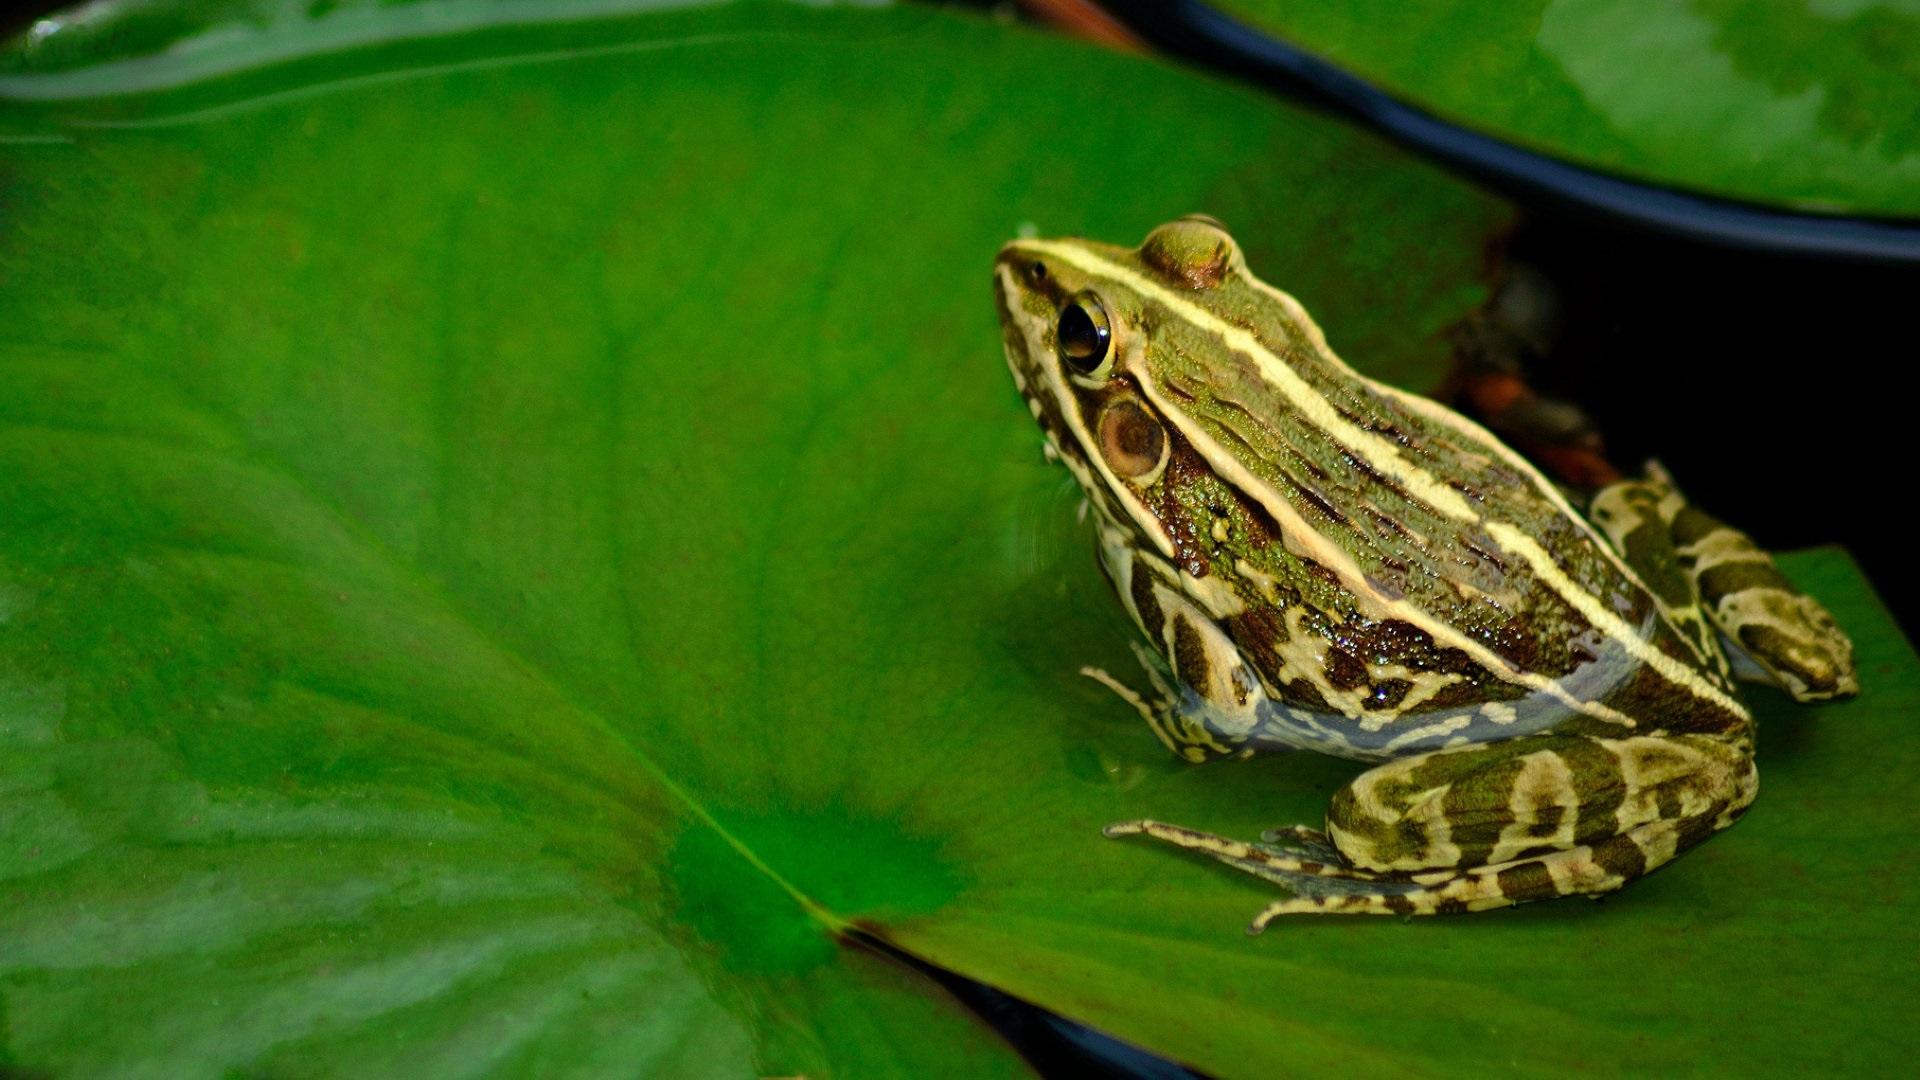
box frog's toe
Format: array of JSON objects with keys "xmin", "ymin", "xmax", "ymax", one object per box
[
  {"xmin": 1248, "ymin": 893, "xmax": 1400, "ymax": 931},
  {"xmin": 1245, "ymin": 872, "xmax": 1517, "ymax": 927},
  {"xmin": 1259, "ymin": 824, "xmax": 1329, "ymax": 846},
  {"xmin": 1248, "ymin": 811, "xmax": 1733, "ymax": 926},
  {"xmin": 1257, "ymin": 825, "xmax": 1342, "ymax": 862},
  {"xmin": 1247, "ymin": 889, "xmax": 1435, "ymax": 930},
  {"xmin": 1103, "ymin": 819, "xmax": 1388, "ymax": 886}
]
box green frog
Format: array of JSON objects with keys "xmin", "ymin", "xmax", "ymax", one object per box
[{"xmin": 994, "ymin": 216, "xmax": 1857, "ymax": 928}]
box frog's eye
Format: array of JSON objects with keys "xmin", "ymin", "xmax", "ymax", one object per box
[
  {"xmin": 1057, "ymin": 291, "xmax": 1113, "ymax": 375},
  {"xmin": 1098, "ymin": 398, "xmax": 1168, "ymax": 483}
]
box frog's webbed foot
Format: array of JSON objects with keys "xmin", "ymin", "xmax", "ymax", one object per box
[
  {"xmin": 1103, "ymin": 818, "xmax": 1536, "ymax": 929},
  {"xmin": 1106, "ymin": 818, "xmax": 1515, "ymax": 931},
  {"xmin": 1591, "ymin": 466, "xmax": 1858, "ymax": 701},
  {"xmin": 1107, "ymin": 732, "xmax": 1757, "ymax": 928},
  {"xmin": 1104, "ymin": 820, "xmax": 1390, "ymax": 885},
  {"xmin": 1240, "ymin": 815, "xmax": 1737, "ymax": 929},
  {"xmin": 1258, "ymin": 824, "xmax": 1343, "ymax": 864}
]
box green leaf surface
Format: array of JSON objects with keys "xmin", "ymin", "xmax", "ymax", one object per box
[
  {"xmin": 1216, "ymin": 0, "xmax": 1920, "ymax": 216},
  {"xmin": 3, "ymin": 2, "xmax": 1915, "ymax": 1077}
]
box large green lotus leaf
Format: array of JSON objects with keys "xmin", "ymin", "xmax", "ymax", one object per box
[
  {"xmin": 3, "ymin": 2, "xmax": 1915, "ymax": 1077},
  {"xmin": 1216, "ymin": 0, "xmax": 1920, "ymax": 216}
]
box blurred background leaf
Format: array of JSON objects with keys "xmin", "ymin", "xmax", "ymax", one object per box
[{"xmin": 1213, "ymin": 0, "xmax": 1920, "ymax": 214}]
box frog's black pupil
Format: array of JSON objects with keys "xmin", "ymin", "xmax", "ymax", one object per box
[{"xmin": 1057, "ymin": 297, "xmax": 1110, "ymax": 372}]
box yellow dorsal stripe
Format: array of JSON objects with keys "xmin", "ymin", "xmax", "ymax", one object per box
[
  {"xmin": 1237, "ymin": 279, "xmax": 1749, "ymax": 720},
  {"xmin": 1024, "ymin": 240, "xmax": 1743, "ymax": 719},
  {"xmin": 1377, "ymin": 388, "xmax": 1733, "ymax": 685},
  {"xmin": 1487, "ymin": 524, "xmax": 1746, "ymax": 718},
  {"xmin": 1025, "ymin": 241, "xmax": 1482, "ymax": 518},
  {"xmin": 1243, "ymin": 271, "xmax": 1707, "ymax": 654},
  {"xmin": 1379, "ymin": 387, "xmax": 1632, "ymax": 564},
  {"xmin": 1244, "ymin": 269, "xmax": 1644, "ymax": 563},
  {"xmin": 1129, "ymin": 369, "xmax": 1643, "ymax": 729}
]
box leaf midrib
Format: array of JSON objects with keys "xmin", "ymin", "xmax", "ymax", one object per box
[{"xmin": 153, "ymin": 358, "xmax": 854, "ymax": 940}]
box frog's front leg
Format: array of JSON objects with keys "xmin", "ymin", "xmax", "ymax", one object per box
[
  {"xmin": 1108, "ymin": 730, "xmax": 1755, "ymax": 927},
  {"xmin": 1086, "ymin": 534, "xmax": 1270, "ymax": 763}
]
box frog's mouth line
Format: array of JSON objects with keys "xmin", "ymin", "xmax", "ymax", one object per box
[
  {"xmin": 993, "ymin": 268, "xmax": 1079, "ymax": 461},
  {"xmin": 995, "ymin": 261, "xmax": 1184, "ymax": 568}
]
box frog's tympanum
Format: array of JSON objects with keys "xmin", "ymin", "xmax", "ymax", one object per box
[{"xmin": 994, "ymin": 216, "xmax": 1857, "ymax": 928}]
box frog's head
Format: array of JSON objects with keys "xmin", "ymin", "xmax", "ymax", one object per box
[{"xmin": 993, "ymin": 215, "xmax": 1249, "ymax": 558}]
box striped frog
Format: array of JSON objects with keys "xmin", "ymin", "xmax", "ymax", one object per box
[{"xmin": 994, "ymin": 216, "xmax": 1857, "ymax": 927}]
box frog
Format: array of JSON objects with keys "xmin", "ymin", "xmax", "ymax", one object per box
[{"xmin": 993, "ymin": 215, "xmax": 1857, "ymax": 928}]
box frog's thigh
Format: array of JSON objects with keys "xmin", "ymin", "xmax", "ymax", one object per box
[
  {"xmin": 1321, "ymin": 732, "xmax": 1754, "ymax": 898},
  {"xmin": 1111, "ymin": 732, "xmax": 1755, "ymax": 922},
  {"xmin": 1587, "ymin": 479, "xmax": 1724, "ymax": 674},
  {"xmin": 1250, "ymin": 812, "xmax": 1729, "ymax": 925},
  {"xmin": 1671, "ymin": 505, "xmax": 1857, "ymax": 701},
  {"xmin": 1591, "ymin": 473, "xmax": 1857, "ymax": 701}
]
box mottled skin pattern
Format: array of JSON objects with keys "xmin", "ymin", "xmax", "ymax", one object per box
[
  {"xmin": 1591, "ymin": 466, "xmax": 1858, "ymax": 702},
  {"xmin": 995, "ymin": 217, "xmax": 1857, "ymax": 925}
]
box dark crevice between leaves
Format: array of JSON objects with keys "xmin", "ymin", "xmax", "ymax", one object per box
[{"xmin": 846, "ymin": 927, "xmax": 1208, "ymax": 1080}]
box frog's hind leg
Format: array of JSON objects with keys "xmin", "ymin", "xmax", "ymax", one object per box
[
  {"xmin": 1107, "ymin": 815, "xmax": 1714, "ymax": 928},
  {"xmin": 1244, "ymin": 810, "xmax": 1735, "ymax": 928},
  {"xmin": 1672, "ymin": 500, "xmax": 1857, "ymax": 700},
  {"xmin": 1319, "ymin": 731, "xmax": 1754, "ymax": 917},
  {"xmin": 1107, "ymin": 731, "xmax": 1755, "ymax": 926},
  {"xmin": 1591, "ymin": 466, "xmax": 1857, "ymax": 701},
  {"xmin": 1102, "ymin": 819, "xmax": 1393, "ymax": 888}
]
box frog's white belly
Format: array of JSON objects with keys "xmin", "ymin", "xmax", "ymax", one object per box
[
  {"xmin": 1238, "ymin": 633, "xmax": 1644, "ymax": 761},
  {"xmin": 1102, "ymin": 512, "xmax": 1648, "ymax": 763}
]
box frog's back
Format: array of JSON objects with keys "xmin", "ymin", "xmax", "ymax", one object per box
[{"xmin": 1050, "ymin": 227, "xmax": 1747, "ymax": 751}]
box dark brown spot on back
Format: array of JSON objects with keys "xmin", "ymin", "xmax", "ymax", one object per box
[
  {"xmin": 1460, "ymin": 538, "xmax": 1508, "ymax": 572},
  {"xmin": 1367, "ymin": 679, "xmax": 1412, "ymax": 710},
  {"xmin": 1594, "ymin": 836, "xmax": 1647, "ymax": 881},
  {"xmin": 1323, "ymin": 647, "xmax": 1367, "ymax": 690},
  {"xmin": 1293, "ymin": 481, "xmax": 1351, "ymax": 527},
  {"xmin": 1158, "ymin": 451, "xmax": 1211, "ymax": 578}
]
